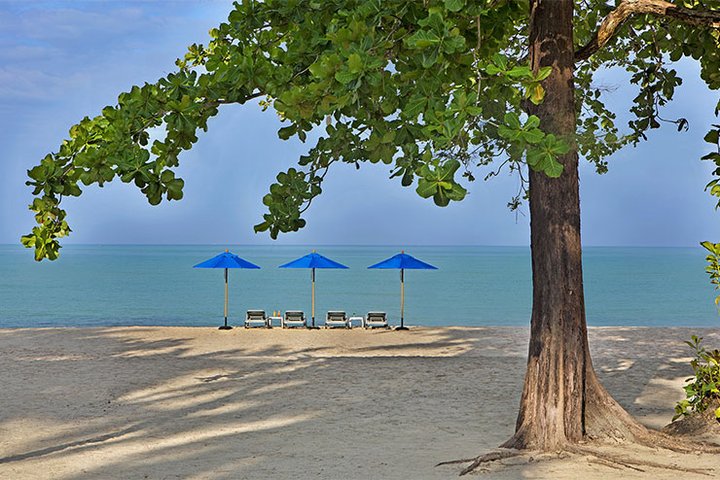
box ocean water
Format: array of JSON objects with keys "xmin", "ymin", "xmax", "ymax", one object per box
[{"xmin": 0, "ymin": 244, "xmax": 717, "ymax": 328}]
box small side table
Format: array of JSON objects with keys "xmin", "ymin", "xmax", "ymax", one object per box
[
  {"xmin": 348, "ymin": 316, "xmax": 365, "ymax": 329},
  {"xmin": 268, "ymin": 316, "xmax": 283, "ymax": 328}
]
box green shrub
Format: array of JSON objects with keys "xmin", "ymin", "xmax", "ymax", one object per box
[
  {"xmin": 701, "ymin": 241, "xmax": 720, "ymax": 309},
  {"xmin": 673, "ymin": 335, "xmax": 720, "ymax": 421}
]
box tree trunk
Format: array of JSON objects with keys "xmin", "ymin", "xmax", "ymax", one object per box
[{"xmin": 503, "ymin": 0, "xmax": 647, "ymax": 450}]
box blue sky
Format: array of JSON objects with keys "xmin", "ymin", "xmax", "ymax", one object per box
[{"xmin": 1, "ymin": 1, "xmax": 719, "ymax": 247}]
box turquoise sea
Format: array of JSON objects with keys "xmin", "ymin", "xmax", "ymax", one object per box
[{"xmin": 0, "ymin": 244, "xmax": 718, "ymax": 328}]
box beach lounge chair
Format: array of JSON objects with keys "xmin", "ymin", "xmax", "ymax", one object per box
[
  {"xmin": 245, "ymin": 310, "xmax": 270, "ymax": 328},
  {"xmin": 365, "ymin": 311, "xmax": 389, "ymax": 329},
  {"xmin": 282, "ymin": 310, "xmax": 307, "ymax": 328},
  {"xmin": 324, "ymin": 310, "xmax": 350, "ymax": 329}
]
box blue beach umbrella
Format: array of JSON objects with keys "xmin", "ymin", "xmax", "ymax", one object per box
[
  {"xmin": 194, "ymin": 250, "xmax": 260, "ymax": 330},
  {"xmin": 279, "ymin": 251, "xmax": 348, "ymax": 328},
  {"xmin": 368, "ymin": 251, "xmax": 438, "ymax": 330}
]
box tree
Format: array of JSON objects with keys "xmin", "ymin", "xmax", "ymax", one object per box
[{"xmin": 21, "ymin": 0, "xmax": 720, "ymax": 472}]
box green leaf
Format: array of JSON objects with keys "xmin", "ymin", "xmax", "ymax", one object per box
[
  {"xmin": 254, "ymin": 221, "xmax": 270, "ymax": 233},
  {"xmin": 535, "ymin": 66, "xmax": 552, "ymax": 81},
  {"xmin": 701, "ymin": 241, "xmax": 719, "ymax": 254},
  {"xmin": 506, "ymin": 66, "xmax": 532, "ymax": 78},
  {"xmin": 28, "ymin": 165, "xmax": 47, "ymax": 182},
  {"xmin": 522, "ymin": 129, "xmax": 544, "ymax": 144},
  {"xmin": 407, "ymin": 30, "xmax": 441, "ymax": 49},
  {"xmin": 381, "ymin": 130, "xmax": 396, "ymax": 144},
  {"xmin": 401, "ymin": 171, "xmax": 414, "ymax": 187},
  {"xmin": 160, "ymin": 170, "xmax": 175, "ymax": 183},
  {"xmin": 491, "ymin": 53, "xmax": 507, "ymax": 70},
  {"xmin": 404, "ymin": 95, "xmax": 427, "ymax": 119},
  {"xmin": 445, "ymin": 183, "xmax": 467, "ymax": 202},
  {"xmin": 444, "ymin": 0, "xmax": 465, "ymax": 12},
  {"xmin": 484, "ymin": 64, "xmax": 504, "ymax": 75},
  {"xmin": 466, "ymin": 105, "xmax": 483, "ymax": 116},
  {"xmin": 166, "ymin": 178, "xmax": 185, "ymax": 200},
  {"xmin": 347, "ymin": 53, "xmax": 363, "ymax": 74},
  {"xmin": 705, "ymin": 129, "xmax": 719, "ymax": 145},
  {"xmin": 544, "ymin": 159, "xmax": 564, "ymax": 178},
  {"xmin": 415, "ymin": 178, "xmax": 436, "ymax": 198},
  {"xmin": 421, "ymin": 48, "xmax": 439, "ymax": 68},
  {"xmin": 334, "ymin": 70, "xmax": 357, "ymax": 85},
  {"xmin": 525, "ymin": 115, "xmax": 540, "ymax": 129},
  {"xmin": 497, "ymin": 124, "xmax": 518, "ymax": 140},
  {"xmin": 278, "ymin": 125, "xmax": 297, "ymax": 140},
  {"xmin": 504, "ymin": 112, "xmax": 521, "ymax": 130},
  {"xmin": 526, "ymin": 148, "xmax": 547, "ymax": 168},
  {"xmin": 433, "ymin": 190, "xmax": 450, "ymax": 206}
]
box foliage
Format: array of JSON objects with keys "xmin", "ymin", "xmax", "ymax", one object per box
[
  {"xmin": 20, "ymin": 0, "xmax": 720, "ymax": 260},
  {"xmin": 674, "ymin": 335, "xmax": 720, "ymax": 421},
  {"xmin": 701, "ymin": 241, "xmax": 720, "ymax": 308},
  {"xmin": 704, "ymin": 121, "xmax": 720, "ymax": 209}
]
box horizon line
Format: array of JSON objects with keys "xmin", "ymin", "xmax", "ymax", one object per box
[{"xmin": 0, "ymin": 242, "xmax": 708, "ymax": 248}]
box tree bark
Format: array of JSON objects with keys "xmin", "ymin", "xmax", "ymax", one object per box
[
  {"xmin": 575, "ymin": 0, "xmax": 720, "ymax": 62},
  {"xmin": 498, "ymin": 0, "xmax": 709, "ymax": 454},
  {"xmin": 503, "ymin": 0, "xmax": 627, "ymax": 450}
]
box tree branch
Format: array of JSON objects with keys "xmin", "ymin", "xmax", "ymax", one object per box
[{"xmin": 575, "ymin": 0, "xmax": 720, "ymax": 61}]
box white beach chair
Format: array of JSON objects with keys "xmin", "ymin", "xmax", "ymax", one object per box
[
  {"xmin": 245, "ymin": 310, "xmax": 270, "ymax": 328},
  {"xmin": 365, "ymin": 311, "xmax": 389, "ymax": 329},
  {"xmin": 324, "ymin": 311, "xmax": 350, "ymax": 329},
  {"xmin": 282, "ymin": 310, "xmax": 307, "ymax": 328}
]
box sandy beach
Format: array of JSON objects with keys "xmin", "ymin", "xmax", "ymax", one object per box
[{"xmin": 1, "ymin": 326, "xmax": 719, "ymax": 479}]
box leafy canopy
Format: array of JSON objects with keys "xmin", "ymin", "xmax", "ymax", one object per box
[{"xmin": 21, "ymin": 0, "xmax": 720, "ymax": 261}]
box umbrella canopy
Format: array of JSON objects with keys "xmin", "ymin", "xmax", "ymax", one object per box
[
  {"xmin": 194, "ymin": 250, "xmax": 260, "ymax": 330},
  {"xmin": 367, "ymin": 252, "xmax": 438, "ymax": 270},
  {"xmin": 194, "ymin": 251, "xmax": 261, "ymax": 270},
  {"xmin": 279, "ymin": 251, "xmax": 348, "ymax": 327},
  {"xmin": 368, "ymin": 251, "xmax": 437, "ymax": 330},
  {"xmin": 279, "ymin": 252, "xmax": 349, "ymax": 270}
]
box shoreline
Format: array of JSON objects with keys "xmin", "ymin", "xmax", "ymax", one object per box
[
  {"xmin": 2, "ymin": 323, "xmax": 719, "ymax": 329},
  {"xmin": 2, "ymin": 326, "xmax": 719, "ymax": 479}
]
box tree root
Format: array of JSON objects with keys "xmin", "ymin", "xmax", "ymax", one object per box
[
  {"xmin": 435, "ymin": 340, "xmax": 720, "ymax": 476},
  {"xmin": 435, "ymin": 457, "xmax": 477, "ymax": 467},
  {"xmin": 437, "ymin": 449, "xmax": 564, "ymax": 476},
  {"xmin": 439, "ymin": 441, "xmax": 718, "ymax": 477},
  {"xmin": 585, "ymin": 456, "xmax": 635, "ymax": 471},
  {"xmin": 456, "ymin": 449, "xmax": 522, "ymax": 476},
  {"xmin": 566, "ymin": 445, "xmax": 715, "ymax": 476},
  {"xmin": 625, "ymin": 427, "xmax": 720, "ymax": 454}
]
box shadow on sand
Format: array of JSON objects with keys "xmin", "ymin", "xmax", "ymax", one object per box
[{"xmin": 0, "ymin": 326, "xmax": 717, "ymax": 479}]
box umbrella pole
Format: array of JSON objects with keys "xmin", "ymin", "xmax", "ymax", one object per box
[
  {"xmin": 396, "ymin": 268, "xmax": 408, "ymax": 330},
  {"xmin": 219, "ymin": 267, "xmax": 232, "ymax": 330},
  {"xmin": 311, "ymin": 268, "xmax": 316, "ymax": 328}
]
